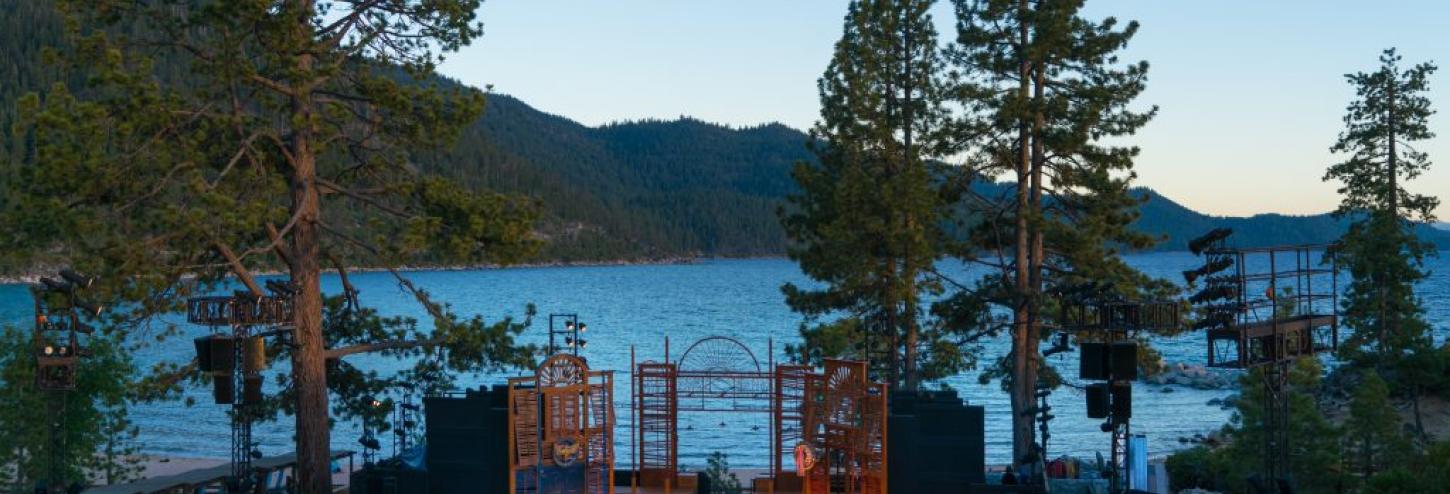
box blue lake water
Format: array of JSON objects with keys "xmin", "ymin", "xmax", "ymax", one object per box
[{"xmin": 2, "ymin": 251, "xmax": 1446, "ymax": 467}]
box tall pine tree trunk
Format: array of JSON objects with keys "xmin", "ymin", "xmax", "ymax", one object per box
[
  {"xmin": 900, "ymin": 11, "xmax": 920, "ymax": 392},
  {"xmin": 288, "ymin": 2, "xmax": 331, "ymax": 490},
  {"xmin": 1023, "ymin": 57, "xmax": 1048, "ymax": 461},
  {"xmin": 1009, "ymin": 0, "xmax": 1035, "ymax": 463}
]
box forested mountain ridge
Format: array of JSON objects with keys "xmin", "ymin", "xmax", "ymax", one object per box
[
  {"xmin": 3, "ymin": 0, "xmax": 1446, "ymax": 263},
  {"xmin": 423, "ymin": 94, "xmax": 810, "ymax": 260}
]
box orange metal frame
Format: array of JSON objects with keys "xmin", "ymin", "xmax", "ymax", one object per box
[{"xmin": 630, "ymin": 337, "xmax": 887, "ymax": 494}]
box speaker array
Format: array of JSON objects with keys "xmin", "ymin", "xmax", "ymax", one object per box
[
  {"xmin": 194, "ymin": 335, "xmax": 265, "ymax": 405},
  {"xmin": 1080, "ymin": 340, "xmax": 1137, "ymax": 423}
]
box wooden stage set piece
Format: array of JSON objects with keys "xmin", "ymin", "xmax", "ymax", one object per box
[
  {"xmin": 508, "ymin": 354, "xmax": 617, "ymax": 494},
  {"xmin": 630, "ymin": 336, "xmax": 888, "ymax": 494}
]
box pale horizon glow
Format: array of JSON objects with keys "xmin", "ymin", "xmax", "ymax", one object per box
[{"xmin": 438, "ymin": 1, "xmax": 1448, "ymax": 219}]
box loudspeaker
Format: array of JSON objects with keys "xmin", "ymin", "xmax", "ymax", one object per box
[
  {"xmin": 242, "ymin": 336, "xmax": 266, "ymax": 372},
  {"xmin": 1110, "ymin": 341, "xmax": 1138, "ymax": 380},
  {"xmin": 243, "ymin": 375, "xmax": 263, "ymax": 404},
  {"xmin": 210, "ymin": 336, "xmax": 236, "ymax": 375},
  {"xmin": 1111, "ymin": 383, "xmax": 1132, "ymax": 420},
  {"xmin": 213, "ymin": 375, "xmax": 234, "ymax": 404},
  {"xmin": 1080, "ymin": 343, "xmax": 1108, "ymax": 381},
  {"xmin": 1086, "ymin": 383, "xmax": 1109, "ymax": 419},
  {"xmin": 194, "ymin": 337, "xmax": 214, "ymax": 373}
]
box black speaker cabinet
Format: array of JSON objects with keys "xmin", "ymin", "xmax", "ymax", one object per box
[
  {"xmin": 213, "ymin": 375, "xmax": 234, "ymax": 405},
  {"xmin": 194, "ymin": 337, "xmax": 214, "ymax": 373},
  {"xmin": 1079, "ymin": 342, "xmax": 1108, "ymax": 380},
  {"xmin": 210, "ymin": 336, "xmax": 236, "ymax": 375},
  {"xmin": 1111, "ymin": 382, "xmax": 1132, "ymax": 420},
  {"xmin": 1110, "ymin": 341, "xmax": 1138, "ymax": 380},
  {"xmin": 1086, "ymin": 382, "xmax": 1110, "ymax": 419},
  {"xmin": 242, "ymin": 375, "xmax": 263, "ymax": 404}
]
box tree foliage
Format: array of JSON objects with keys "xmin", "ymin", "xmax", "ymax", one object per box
[
  {"xmin": 941, "ymin": 0, "xmax": 1173, "ymax": 462},
  {"xmin": 1324, "ymin": 48, "xmax": 1441, "ymax": 441},
  {"xmin": 1166, "ymin": 358, "xmax": 1346, "ymax": 493},
  {"xmin": 0, "ymin": 326, "xmax": 142, "ymax": 490},
  {"xmin": 781, "ymin": 0, "xmax": 961, "ymax": 391},
  {"xmin": 0, "ymin": 0, "xmax": 541, "ymax": 490}
]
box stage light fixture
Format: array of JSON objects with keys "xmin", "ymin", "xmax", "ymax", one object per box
[
  {"xmin": 76, "ymin": 300, "xmax": 105, "ymax": 318},
  {"xmin": 234, "ymin": 290, "xmax": 264, "ymax": 304},
  {"xmin": 565, "ymin": 321, "xmax": 575, "ymax": 331},
  {"xmin": 1187, "ymin": 228, "xmax": 1233, "ymax": 255},
  {"xmin": 358, "ymin": 435, "xmax": 381, "ymax": 450},
  {"xmin": 59, "ymin": 269, "xmax": 95, "ymax": 289},
  {"xmin": 40, "ymin": 277, "xmax": 73, "ymax": 294},
  {"xmin": 264, "ymin": 279, "xmax": 297, "ymax": 297},
  {"xmin": 579, "ymin": 323, "xmax": 587, "ymax": 332},
  {"xmin": 43, "ymin": 345, "xmax": 55, "ymax": 356}
]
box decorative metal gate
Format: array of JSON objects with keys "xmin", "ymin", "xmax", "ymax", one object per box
[
  {"xmin": 509, "ymin": 354, "xmax": 615, "ymax": 494},
  {"xmin": 800, "ymin": 360, "xmax": 887, "ymax": 494}
]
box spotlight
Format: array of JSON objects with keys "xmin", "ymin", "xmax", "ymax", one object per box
[
  {"xmin": 578, "ymin": 340, "xmax": 587, "ymax": 349},
  {"xmin": 57, "ymin": 345, "xmax": 71, "ymax": 357},
  {"xmin": 1187, "ymin": 228, "xmax": 1234, "ymax": 255},
  {"xmin": 234, "ymin": 290, "xmax": 264, "ymax": 304},
  {"xmin": 75, "ymin": 300, "xmax": 105, "ymax": 318},
  {"xmin": 43, "ymin": 345, "xmax": 55, "ymax": 356},
  {"xmin": 59, "ymin": 269, "xmax": 95, "ymax": 289},
  {"xmin": 565, "ymin": 337, "xmax": 575, "ymax": 347},
  {"xmin": 264, "ymin": 280, "xmax": 297, "ymax": 297},
  {"xmin": 565, "ymin": 321, "xmax": 575, "ymax": 331},
  {"xmin": 358, "ymin": 435, "xmax": 381, "ymax": 450},
  {"xmin": 578, "ymin": 323, "xmax": 587, "ymax": 333},
  {"xmin": 250, "ymin": 449, "xmax": 263, "ymax": 460},
  {"xmin": 40, "ymin": 277, "xmax": 73, "ymax": 294}
]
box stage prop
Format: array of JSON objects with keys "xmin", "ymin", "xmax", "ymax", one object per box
[
  {"xmin": 508, "ymin": 354, "xmax": 616, "ymax": 494},
  {"xmin": 631, "ymin": 337, "xmax": 899, "ymax": 494}
]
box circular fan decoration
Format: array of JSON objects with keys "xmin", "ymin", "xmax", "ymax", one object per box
[
  {"xmin": 537, "ymin": 354, "xmax": 588, "ymax": 388},
  {"xmin": 677, "ymin": 336, "xmax": 761, "ymax": 373}
]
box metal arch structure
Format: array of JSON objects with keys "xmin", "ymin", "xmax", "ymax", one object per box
[
  {"xmin": 678, "ymin": 336, "xmax": 762, "ymax": 373},
  {"xmin": 799, "ymin": 360, "xmax": 888, "ymax": 494},
  {"xmin": 633, "ymin": 336, "xmax": 780, "ymax": 493},
  {"xmin": 676, "ymin": 336, "xmax": 771, "ymax": 409},
  {"xmin": 631, "ymin": 336, "xmax": 889, "ymax": 494},
  {"xmin": 508, "ymin": 353, "xmax": 616, "ymax": 494}
]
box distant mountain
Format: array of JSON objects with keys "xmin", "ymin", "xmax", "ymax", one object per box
[
  {"xmin": 3, "ymin": 2, "xmax": 1445, "ymax": 262},
  {"xmin": 422, "ymin": 94, "xmax": 810, "ymax": 260},
  {"xmin": 1133, "ymin": 189, "xmax": 1450, "ymax": 251},
  {"xmin": 431, "ymin": 96, "xmax": 1450, "ymax": 258}
]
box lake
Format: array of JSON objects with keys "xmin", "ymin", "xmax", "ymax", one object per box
[{"xmin": 2, "ymin": 251, "xmax": 1446, "ymax": 467}]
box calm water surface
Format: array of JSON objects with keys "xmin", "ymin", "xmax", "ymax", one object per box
[{"xmin": 2, "ymin": 252, "xmax": 1446, "ymax": 467}]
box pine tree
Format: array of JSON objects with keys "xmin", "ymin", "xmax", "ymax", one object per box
[
  {"xmin": 1346, "ymin": 373, "xmax": 1411, "ymax": 481},
  {"xmin": 1324, "ymin": 48, "xmax": 1439, "ymax": 438},
  {"xmin": 1, "ymin": 2, "xmax": 539, "ymax": 491},
  {"xmin": 781, "ymin": 0, "xmax": 958, "ymax": 390},
  {"xmin": 0, "ymin": 327, "xmax": 142, "ymax": 490},
  {"xmin": 943, "ymin": 0, "xmax": 1170, "ymax": 462}
]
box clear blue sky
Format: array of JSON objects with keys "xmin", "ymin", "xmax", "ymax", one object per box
[{"xmin": 437, "ymin": 1, "xmax": 1448, "ymax": 218}]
